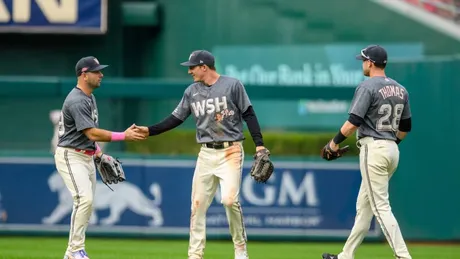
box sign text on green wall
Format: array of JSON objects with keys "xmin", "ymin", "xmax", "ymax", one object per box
[{"xmin": 213, "ymin": 43, "xmax": 425, "ymax": 87}]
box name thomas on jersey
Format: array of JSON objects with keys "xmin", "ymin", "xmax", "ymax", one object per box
[{"xmin": 378, "ymin": 85, "xmax": 405, "ymax": 100}]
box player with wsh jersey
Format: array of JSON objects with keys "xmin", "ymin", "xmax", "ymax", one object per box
[{"xmin": 134, "ymin": 50, "xmax": 273, "ymax": 259}]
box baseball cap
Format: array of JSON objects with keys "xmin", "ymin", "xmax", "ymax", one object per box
[
  {"xmin": 180, "ymin": 50, "xmax": 215, "ymax": 67},
  {"xmin": 75, "ymin": 56, "xmax": 109, "ymax": 76},
  {"xmin": 356, "ymin": 45, "xmax": 388, "ymax": 65}
]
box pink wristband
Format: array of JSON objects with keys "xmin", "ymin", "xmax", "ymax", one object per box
[{"xmin": 111, "ymin": 132, "xmax": 126, "ymax": 141}]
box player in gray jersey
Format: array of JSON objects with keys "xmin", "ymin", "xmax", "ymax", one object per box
[
  {"xmin": 322, "ymin": 45, "xmax": 412, "ymax": 259},
  {"xmin": 135, "ymin": 50, "xmax": 268, "ymax": 259},
  {"xmin": 54, "ymin": 56, "xmax": 145, "ymax": 259}
]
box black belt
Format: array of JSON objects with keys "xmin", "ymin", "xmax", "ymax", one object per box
[{"xmin": 202, "ymin": 141, "xmax": 234, "ymax": 149}]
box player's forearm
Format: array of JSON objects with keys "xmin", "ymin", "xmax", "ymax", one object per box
[
  {"xmin": 332, "ymin": 116, "xmax": 361, "ymax": 145},
  {"xmin": 83, "ymin": 128, "xmax": 125, "ymax": 142},
  {"xmin": 242, "ymin": 106, "xmax": 264, "ymax": 146},
  {"xmin": 334, "ymin": 121, "xmax": 359, "ymax": 145},
  {"xmin": 148, "ymin": 114, "xmax": 184, "ymax": 136},
  {"xmin": 340, "ymin": 121, "xmax": 359, "ymax": 137}
]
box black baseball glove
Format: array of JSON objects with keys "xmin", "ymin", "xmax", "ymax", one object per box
[
  {"xmin": 250, "ymin": 148, "xmax": 274, "ymax": 183},
  {"xmin": 321, "ymin": 141, "xmax": 350, "ymax": 161},
  {"xmin": 94, "ymin": 154, "xmax": 126, "ymax": 187}
]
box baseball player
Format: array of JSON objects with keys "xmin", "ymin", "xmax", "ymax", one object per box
[
  {"xmin": 134, "ymin": 50, "xmax": 267, "ymax": 259},
  {"xmin": 54, "ymin": 56, "xmax": 145, "ymax": 259},
  {"xmin": 321, "ymin": 45, "xmax": 412, "ymax": 259}
]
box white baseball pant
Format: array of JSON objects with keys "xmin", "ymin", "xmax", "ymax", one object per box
[
  {"xmin": 54, "ymin": 147, "xmax": 96, "ymax": 253},
  {"xmin": 338, "ymin": 137, "xmax": 411, "ymax": 259},
  {"xmin": 188, "ymin": 142, "xmax": 246, "ymax": 259}
]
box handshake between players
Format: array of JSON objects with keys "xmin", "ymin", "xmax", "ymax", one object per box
[
  {"xmin": 120, "ymin": 124, "xmax": 148, "ymax": 141},
  {"xmin": 131, "ymin": 125, "xmax": 150, "ymax": 139}
]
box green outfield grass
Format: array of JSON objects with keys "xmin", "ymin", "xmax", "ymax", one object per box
[{"xmin": 0, "ymin": 236, "xmax": 459, "ymax": 259}]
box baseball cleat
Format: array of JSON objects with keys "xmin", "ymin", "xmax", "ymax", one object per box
[
  {"xmin": 235, "ymin": 249, "xmax": 249, "ymax": 259},
  {"xmin": 322, "ymin": 253, "xmax": 338, "ymax": 259},
  {"xmin": 64, "ymin": 249, "xmax": 90, "ymax": 259}
]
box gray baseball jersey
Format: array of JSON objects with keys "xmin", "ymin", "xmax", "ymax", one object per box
[
  {"xmin": 172, "ymin": 75, "xmax": 251, "ymax": 143},
  {"xmin": 57, "ymin": 87, "xmax": 99, "ymax": 150},
  {"xmin": 349, "ymin": 76, "xmax": 411, "ymax": 140}
]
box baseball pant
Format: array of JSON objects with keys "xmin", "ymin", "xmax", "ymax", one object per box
[
  {"xmin": 54, "ymin": 147, "xmax": 96, "ymax": 253},
  {"xmin": 188, "ymin": 142, "xmax": 246, "ymax": 259},
  {"xmin": 339, "ymin": 137, "xmax": 411, "ymax": 259}
]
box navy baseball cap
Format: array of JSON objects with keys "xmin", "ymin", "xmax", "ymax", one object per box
[
  {"xmin": 180, "ymin": 50, "xmax": 215, "ymax": 67},
  {"xmin": 75, "ymin": 56, "xmax": 109, "ymax": 76},
  {"xmin": 356, "ymin": 45, "xmax": 388, "ymax": 65}
]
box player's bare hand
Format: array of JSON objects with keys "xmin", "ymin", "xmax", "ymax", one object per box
[
  {"xmin": 124, "ymin": 124, "xmax": 147, "ymax": 141},
  {"xmin": 133, "ymin": 125, "xmax": 149, "ymax": 138},
  {"xmin": 328, "ymin": 141, "xmax": 339, "ymax": 151},
  {"xmin": 256, "ymin": 146, "xmax": 266, "ymax": 152}
]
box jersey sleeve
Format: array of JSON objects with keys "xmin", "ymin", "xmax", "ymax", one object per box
[
  {"xmin": 69, "ymin": 100, "xmax": 97, "ymax": 131},
  {"xmin": 401, "ymin": 97, "xmax": 412, "ymax": 120},
  {"xmin": 234, "ymin": 81, "xmax": 252, "ymax": 113},
  {"xmin": 172, "ymin": 90, "xmax": 191, "ymax": 121},
  {"xmin": 348, "ymin": 85, "xmax": 372, "ymax": 119}
]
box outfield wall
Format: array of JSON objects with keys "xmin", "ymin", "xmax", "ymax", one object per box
[{"xmin": 0, "ymin": 155, "xmax": 383, "ymax": 241}]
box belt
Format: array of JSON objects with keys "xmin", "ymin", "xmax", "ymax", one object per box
[
  {"xmin": 357, "ymin": 137, "xmax": 394, "ymax": 148},
  {"xmin": 75, "ymin": 149, "xmax": 96, "ymax": 156},
  {"xmin": 201, "ymin": 141, "xmax": 234, "ymax": 149}
]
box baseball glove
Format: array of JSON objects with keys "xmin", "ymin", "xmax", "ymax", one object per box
[
  {"xmin": 320, "ymin": 141, "xmax": 350, "ymax": 161},
  {"xmin": 250, "ymin": 148, "xmax": 274, "ymax": 183},
  {"xmin": 94, "ymin": 154, "xmax": 126, "ymax": 188}
]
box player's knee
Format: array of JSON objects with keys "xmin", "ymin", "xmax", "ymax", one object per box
[
  {"xmin": 190, "ymin": 199, "xmax": 204, "ymax": 215},
  {"xmin": 76, "ymin": 194, "xmax": 93, "ymax": 208},
  {"xmin": 221, "ymin": 196, "xmax": 235, "ymax": 207}
]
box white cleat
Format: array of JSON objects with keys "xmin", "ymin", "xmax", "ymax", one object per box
[
  {"xmin": 63, "ymin": 249, "xmax": 90, "ymax": 259},
  {"xmin": 235, "ymin": 249, "xmax": 249, "ymax": 259}
]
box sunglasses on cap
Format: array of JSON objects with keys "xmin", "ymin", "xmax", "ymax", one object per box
[{"xmin": 360, "ymin": 49, "xmax": 376, "ymax": 63}]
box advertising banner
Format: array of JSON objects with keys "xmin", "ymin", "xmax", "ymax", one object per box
[
  {"xmin": 213, "ymin": 43, "xmax": 424, "ymax": 87},
  {"xmin": 0, "ymin": 157, "xmax": 380, "ymax": 239},
  {"xmin": 0, "ymin": 0, "xmax": 107, "ymax": 34}
]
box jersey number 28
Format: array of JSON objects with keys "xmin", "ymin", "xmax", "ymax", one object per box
[{"xmin": 377, "ymin": 104, "xmax": 404, "ymax": 131}]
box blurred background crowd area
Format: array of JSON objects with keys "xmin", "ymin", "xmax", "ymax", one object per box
[{"xmin": 403, "ymin": 0, "xmax": 460, "ymax": 22}]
